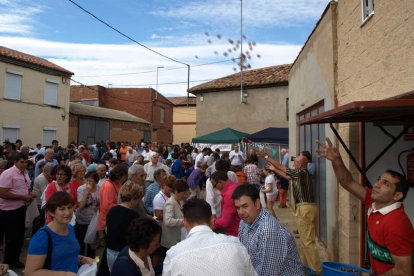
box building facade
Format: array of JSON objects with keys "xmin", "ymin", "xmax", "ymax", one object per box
[
  {"xmin": 189, "ymin": 64, "xmax": 290, "ymax": 136},
  {"xmin": 69, "ymin": 102, "xmax": 151, "ymax": 145},
  {"xmin": 70, "ymin": 86, "xmax": 173, "ymax": 143},
  {"xmin": 0, "ymin": 46, "xmax": 73, "ymax": 147},
  {"xmin": 289, "ymin": 0, "xmax": 414, "ymax": 265},
  {"xmin": 168, "ymin": 96, "xmax": 196, "ymax": 145}
]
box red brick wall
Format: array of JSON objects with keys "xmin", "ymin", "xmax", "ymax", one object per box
[
  {"xmin": 70, "ymin": 85, "xmax": 105, "ymax": 101},
  {"xmin": 70, "ymin": 86, "xmax": 173, "ymax": 144}
]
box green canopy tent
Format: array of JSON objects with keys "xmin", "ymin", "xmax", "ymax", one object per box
[{"xmin": 192, "ymin": 128, "xmax": 250, "ymax": 144}]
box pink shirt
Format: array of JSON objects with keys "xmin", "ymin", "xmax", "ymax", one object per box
[
  {"xmin": 213, "ymin": 180, "xmax": 241, "ymax": 236},
  {"xmin": 0, "ymin": 165, "xmax": 30, "ymax": 210}
]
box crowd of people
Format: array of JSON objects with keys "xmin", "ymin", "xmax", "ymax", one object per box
[
  {"xmin": 0, "ymin": 137, "xmax": 412, "ymax": 275},
  {"xmin": 0, "ymin": 138, "xmax": 302, "ymax": 275}
]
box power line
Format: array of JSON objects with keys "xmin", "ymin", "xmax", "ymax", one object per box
[
  {"xmin": 67, "ymin": 0, "xmax": 187, "ymax": 66},
  {"xmin": 89, "ymin": 78, "xmax": 215, "ymax": 87},
  {"xmin": 75, "ymin": 58, "xmax": 237, "ymax": 78},
  {"xmin": 71, "ymin": 79, "xmax": 215, "ymax": 87}
]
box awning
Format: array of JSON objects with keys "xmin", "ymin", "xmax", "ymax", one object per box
[
  {"xmin": 296, "ymin": 99, "xmax": 414, "ymax": 187},
  {"xmin": 298, "ymin": 99, "xmax": 414, "ymax": 125}
]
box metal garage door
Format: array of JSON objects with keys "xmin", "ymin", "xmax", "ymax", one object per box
[{"xmin": 78, "ymin": 118, "xmax": 109, "ymax": 145}]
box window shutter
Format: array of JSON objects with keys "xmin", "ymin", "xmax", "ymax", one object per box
[
  {"xmin": 44, "ymin": 81, "xmax": 58, "ymax": 105},
  {"xmin": 5, "ymin": 72, "xmax": 22, "ymax": 100}
]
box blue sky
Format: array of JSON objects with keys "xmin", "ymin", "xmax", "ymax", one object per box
[{"xmin": 0, "ymin": 0, "xmax": 329, "ymax": 96}]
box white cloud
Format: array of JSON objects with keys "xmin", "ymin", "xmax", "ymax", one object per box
[
  {"xmin": 0, "ymin": 0, "xmax": 43, "ymax": 35},
  {"xmin": 153, "ymin": 0, "xmax": 329, "ymax": 29},
  {"xmin": 0, "ymin": 36, "xmax": 301, "ymax": 97}
]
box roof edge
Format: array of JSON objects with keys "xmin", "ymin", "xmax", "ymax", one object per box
[
  {"xmin": 190, "ymin": 81, "xmax": 288, "ymax": 94},
  {"xmin": 0, "ymin": 55, "xmax": 73, "ymax": 77},
  {"xmin": 290, "ymin": 1, "xmax": 337, "ymax": 71}
]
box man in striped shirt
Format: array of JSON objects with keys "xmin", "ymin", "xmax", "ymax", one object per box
[{"xmin": 259, "ymin": 150, "xmax": 321, "ymax": 273}]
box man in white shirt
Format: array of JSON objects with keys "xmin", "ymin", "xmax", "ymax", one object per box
[
  {"xmin": 229, "ymin": 144, "xmax": 244, "ymax": 167},
  {"xmin": 163, "ymin": 198, "xmax": 256, "ymax": 276},
  {"xmin": 144, "ymin": 152, "xmax": 169, "ymax": 183},
  {"xmin": 141, "ymin": 145, "xmax": 151, "ymax": 161},
  {"xmin": 195, "ymin": 148, "xmax": 210, "ymax": 168}
]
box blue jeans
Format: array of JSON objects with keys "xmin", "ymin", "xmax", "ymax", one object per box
[{"xmin": 106, "ymin": 248, "xmax": 120, "ymax": 272}]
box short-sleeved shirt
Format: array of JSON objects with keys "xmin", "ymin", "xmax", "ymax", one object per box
[
  {"xmin": 28, "ymin": 224, "xmax": 80, "ymax": 273},
  {"xmin": 153, "ymin": 191, "xmax": 169, "ymax": 214},
  {"xmin": 244, "ymin": 164, "xmax": 260, "ymax": 185},
  {"xmin": 0, "ymin": 165, "xmax": 30, "ymax": 210},
  {"xmin": 364, "ymin": 189, "xmax": 414, "ymax": 275},
  {"xmin": 264, "ymin": 174, "xmax": 278, "ymax": 196},
  {"xmin": 286, "ymin": 168, "xmax": 315, "ymax": 204},
  {"xmin": 144, "ymin": 182, "xmax": 161, "ymax": 214},
  {"xmin": 76, "ymin": 184, "xmax": 100, "ymax": 225}
]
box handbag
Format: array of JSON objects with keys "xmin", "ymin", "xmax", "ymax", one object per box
[
  {"xmin": 25, "ymin": 200, "xmax": 40, "ymax": 228},
  {"xmin": 41, "ymin": 229, "xmax": 53, "ymax": 269},
  {"xmin": 84, "ymin": 211, "xmax": 99, "ymax": 244}
]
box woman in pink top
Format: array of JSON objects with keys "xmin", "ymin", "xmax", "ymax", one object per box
[{"xmin": 44, "ymin": 165, "xmax": 74, "ymax": 223}]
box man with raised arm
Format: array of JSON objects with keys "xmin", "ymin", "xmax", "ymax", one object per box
[
  {"xmin": 317, "ymin": 138, "xmax": 414, "ymax": 275},
  {"xmin": 257, "ymin": 149, "xmax": 321, "ymax": 272}
]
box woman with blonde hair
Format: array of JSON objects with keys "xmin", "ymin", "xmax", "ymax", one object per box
[
  {"xmin": 105, "ymin": 180, "xmax": 144, "ymax": 271},
  {"xmin": 68, "ymin": 162, "xmax": 86, "ymax": 202}
]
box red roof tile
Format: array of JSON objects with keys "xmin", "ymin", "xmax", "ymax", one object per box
[
  {"xmin": 0, "ymin": 46, "xmax": 73, "ymax": 76},
  {"xmin": 188, "ymin": 64, "xmax": 291, "ymax": 94},
  {"xmin": 168, "ymin": 96, "xmax": 197, "ymax": 106}
]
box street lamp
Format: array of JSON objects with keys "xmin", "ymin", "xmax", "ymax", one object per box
[
  {"xmin": 240, "ymin": 0, "xmax": 245, "ymax": 104},
  {"xmin": 155, "ymin": 66, "xmax": 164, "ymax": 100}
]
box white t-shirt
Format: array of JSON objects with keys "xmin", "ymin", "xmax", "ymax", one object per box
[
  {"xmin": 126, "ymin": 150, "xmax": 138, "ymax": 163},
  {"xmin": 195, "ymin": 153, "xmax": 206, "ymax": 166},
  {"xmin": 153, "ymin": 191, "xmax": 169, "ymax": 213},
  {"xmin": 141, "ymin": 150, "xmax": 151, "ymax": 161},
  {"xmin": 229, "ymin": 150, "xmax": 244, "ymax": 166},
  {"xmin": 265, "ymin": 174, "xmax": 278, "ymax": 196}
]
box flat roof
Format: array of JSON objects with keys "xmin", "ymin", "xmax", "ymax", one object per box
[{"xmin": 298, "ymin": 99, "xmax": 414, "ymax": 125}]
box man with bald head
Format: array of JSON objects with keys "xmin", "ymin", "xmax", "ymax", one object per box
[
  {"xmin": 258, "ymin": 150, "xmax": 321, "ymax": 272},
  {"xmin": 34, "ymin": 148, "xmax": 58, "ymax": 178},
  {"xmin": 96, "ymin": 163, "xmax": 108, "ymax": 188}
]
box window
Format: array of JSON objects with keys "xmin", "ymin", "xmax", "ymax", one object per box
[
  {"xmin": 4, "ymin": 71, "xmax": 22, "ymax": 100},
  {"xmin": 44, "ymin": 79, "xmax": 58, "ymax": 106},
  {"xmin": 297, "ymin": 102, "xmax": 327, "ymax": 243},
  {"xmin": 160, "ymin": 108, "xmax": 165, "ymax": 124},
  {"xmin": 362, "ymin": 0, "xmax": 374, "ymax": 21},
  {"xmin": 2, "ymin": 125, "xmax": 19, "ymax": 143},
  {"xmin": 286, "ymin": 97, "xmax": 289, "ymax": 121},
  {"xmin": 43, "ymin": 129, "xmax": 56, "ymax": 146}
]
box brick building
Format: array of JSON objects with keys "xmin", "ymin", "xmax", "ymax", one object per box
[
  {"xmin": 289, "ymin": 0, "xmax": 414, "ymax": 266},
  {"xmin": 69, "ymin": 102, "xmax": 151, "ymax": 145},
  {"xmin": 70, "ymin": 85, "xmax": 173, "ymax": 143}
]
